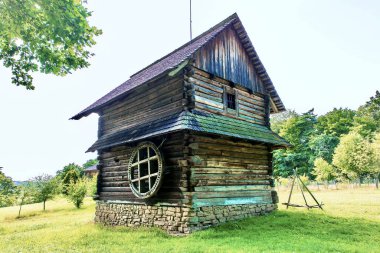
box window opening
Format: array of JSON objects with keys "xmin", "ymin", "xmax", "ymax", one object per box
[
  {"xmin": 127, "ymin": 142, "xmax": 163, "ymax": 199},
  {"xmin": 227, "ymin": 93, "xmax": 236, "ymax": 110}
]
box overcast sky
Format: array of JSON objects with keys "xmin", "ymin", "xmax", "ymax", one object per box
[{"xmin": 1, "ymin": 0, "xmax": 379, "ymax": 180}]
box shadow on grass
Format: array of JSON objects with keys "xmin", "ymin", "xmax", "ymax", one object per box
[
  {"xmin": 80, "ymin": 210, "xmax": 380, "ymax": 252},
  {"xmin": 196, "ymin": 210, "xmax": 379, "ymax": 237},
  {"xmin": 186, "ymin": 210, "xmax": 380, "ymax": 252},
  {"xmin": 4, "ymin": 204, "xmax": 92, "ymax": 222},
  {"xmin": 5, "ymin": 209, "xmax": 62, "ymax": 221}
]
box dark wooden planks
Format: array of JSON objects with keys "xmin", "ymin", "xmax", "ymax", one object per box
[
  {"xmin": 99, "ymin": 77, "xmax": 184, "ymax": 136},
  {"xmin": 194, "ymin": 26, "xmax": 265, "ymax": 94},
  {"xmin": 189, "ymin": 68, "xmax": 267, "ymax": 125},
  {"xmin": 188, "ymin": 133, "xmax": 274, "ymax": 206},
  {"xmin": 98, "ymin": 132, "xmax": 189, "ymax": 205}
]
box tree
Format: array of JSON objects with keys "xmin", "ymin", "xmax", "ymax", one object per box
[
  {"xmin": 86, "ymin": 175, "xmax": 97, "ymax": 197},
  {"xmin": 273, "ymin": 109, "xmax": 317, "ymax": 177},
  {"xmin": 0, "ymin": 0, "xmax": 102, "ymax": 89},
  {"xmin": 16, "ymin": 182, "xmax": 35, "ymax": 217},
  {"xmin": 270, "ymin": 109, "xmax": 298, "ymax": 134},
  {"xmin": 316, "ymin": 108, "xmax": 356, "ymax": 137},
  {"xmin": 312, "ymin": 158, "xmax": 336, "ymax": 187},
  {"xmin": 371, "ymin": 132, "xmax": 380, "ymax": 189},
  {"xmin": 32, "ymin": 174, "xmax": 58, "ymax": 211},
  {"xmin": 66, "ymin": 179, "xmax": 87, "ymax": 208},
  {"xmin": 309, "ymin": 134, "xmax": 340, "ymax": 164},
  {"xmin": 0, "ymin": 168, "xmax": 16, "ymax": 207},
  {"xmin": 57, "ymin": 163, "xmax": 83, "ymax": 194},
  {"xmin": 353, "ymin": 91, "xmax": 380, "ymax": 138},
  {"xmin": 333, "ymin": 131, "xmax": 374, "ymax": 184}
]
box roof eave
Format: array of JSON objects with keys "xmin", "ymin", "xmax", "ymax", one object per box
[
  {"xmin": 230, "ymin": 18, "xmax": 286, "ymax": 112},
  {"xmin": 70, "ymin": 67, "xmax": 183, "ymax": 120}
]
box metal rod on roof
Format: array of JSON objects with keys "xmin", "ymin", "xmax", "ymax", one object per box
[{"xmin": 190, "ymin": 0, "xmax": 193, "ymax": 40}]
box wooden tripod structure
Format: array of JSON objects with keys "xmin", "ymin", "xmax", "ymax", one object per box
[{"xmin": 282, "ymin": 169, "xmax": 324, "ymax": 210}]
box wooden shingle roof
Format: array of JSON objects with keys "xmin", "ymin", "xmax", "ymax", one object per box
[
  {"xmin": 71, "ymin": 13, "xmax": 285, "ymax": 120},
  {"xmin": 87, "ymin": 110, "xmax": 290, "ymax": 152}
]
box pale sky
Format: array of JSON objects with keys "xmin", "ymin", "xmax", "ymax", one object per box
[{"xmin": 1, "ymin": 0, "xmax": 379, "ymax": 180}]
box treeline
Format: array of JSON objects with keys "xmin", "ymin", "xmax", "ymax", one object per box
[
  {"xmin": 0, "ymin": 159, "xmax": 98, "ymax": 215},
  {"xmin": 272, "ymin": 90, "xmax": 380, "ymax": 188}
]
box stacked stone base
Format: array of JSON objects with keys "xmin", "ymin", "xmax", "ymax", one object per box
[
  {"xmin": 191, "ymin": 204, "xmax": 277, "ymax": 232},
  {"xmin": 95, "ymin": 203, "xmax": 192, "ymax": 233},
  {"xmin": 95, "ymin": 201, "xmax": 277, "ymax": 234}
]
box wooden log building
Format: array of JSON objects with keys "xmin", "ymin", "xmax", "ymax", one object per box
[{"xmin": 72, "ymin": 13, "xmax": 289, "ymax": 234}]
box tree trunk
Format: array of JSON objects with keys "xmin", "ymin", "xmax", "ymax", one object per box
[
  {"xmin": 43, "ymin": 200, "xmax": 46, "ymax": 211},
  {"xmin": 376, "ymin": 174, "xmax": 379, "ymax": 189},
  {"xmin": 18, "ymin": 198, "xmax": 24, "ymax": 218}
]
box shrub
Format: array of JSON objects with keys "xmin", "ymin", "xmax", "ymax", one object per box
[
  {"xmin": 66, "ymin": 179, "xmax": 87, "ymax": 208},
  {"xmin": 86, "ymin": 176, "xmax": 97, "ymax": 197},
  {"xmin": 56, "ymin": 163, "xmax": 84, "ymax": 195}
]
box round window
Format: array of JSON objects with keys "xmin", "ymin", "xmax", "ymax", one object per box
[{"xmin": 127, "ymin": 142, "xmax": 164, "ymax": 199}]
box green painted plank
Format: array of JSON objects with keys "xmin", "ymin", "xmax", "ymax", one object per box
[
  {"xmin": 194, "ymin": 91, "xmax": 223, "ymax": 102},
  {"xmin": 168, "ymin": 60, "xmax": 189, "ymax": 77},
  {"xmin": 193, "ymin": 190, "xmax": 271, "ymax": 199},
  {"xmin": 195, "ymin": 95, "xmax": 224, "ymax": 109},
  {"xmin": 192, "ymin": 196, "xmax": 273, "ymax": 207},
  {"xmin": 194, "ymin": 185, "xmax": 271, "ymax": 192}
]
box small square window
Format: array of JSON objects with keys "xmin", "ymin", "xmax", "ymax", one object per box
[{"xmin": 227, "ymin": 93, "xmax": 236, "ymax": 110}]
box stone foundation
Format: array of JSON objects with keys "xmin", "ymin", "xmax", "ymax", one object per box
[
  {"xmin": 95, "ymin": 201, "xmax": 277, "ymax": 234},
  {"xmin": 95, "ymin": 202, "xmax": 192, "ymax": 233},
  {"xmin": 191, "ymin": 203, "xmax": 277, "ymax": 232}
]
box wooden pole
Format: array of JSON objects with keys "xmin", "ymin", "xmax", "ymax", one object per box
[
  {"xmin": 297, "ymin": 173, "xmax": 309, "ymax": 209},
  {"xmin": 190, "ymin": 0, "xmax": 193, "ymax": 40},
  {"xmin": 283, "ymin": 168, "xmax": 324, "ymax": 210},
  {"xmin": 285, "ymin": 171, "xmax": 296, "ymax": 209},
  {"xmin": 298, "ymin": 174, "xmax": 324, "ymax": 210}
]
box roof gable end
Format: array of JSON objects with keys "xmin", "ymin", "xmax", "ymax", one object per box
[
  {"xmin": 71, "ymin": 13, "xmax": 284, "ymax": 120},
  {"xmin": 194, "ymin": 25, "xmax": 266, "ymax": 94}
]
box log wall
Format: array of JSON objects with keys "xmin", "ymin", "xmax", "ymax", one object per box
[
  {"xmin": 98, "ymin": 76, "xmax": 184, "ymax": 136},
  {"xmin": 97, "ymin": 131, "xmax": 277, "ymax": 206},
  {"xmin": 97, "ymin": 132, "xmax": 190, "ymax": 206},
  {"xmin": 188, "ymin": 134, "xmax": 276, "ymax": 208},
  {"xmin": 186, "ymin": 68, "xmax": 268, "ymax": 125}
]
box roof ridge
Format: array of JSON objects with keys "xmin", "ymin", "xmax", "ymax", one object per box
[
  {"xmin": 130, "ymin": 13, "xmax": 239, "ymax": 78},
  {"xmin": 71, "ymin": 12, "xmax": 285, "ymax": 120},
  {"xmin": 71, "ymin": 13, "xmax": 240, "ymax": 120}
]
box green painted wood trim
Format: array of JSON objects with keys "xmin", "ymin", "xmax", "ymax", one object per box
[
  {"xmin": 194, "ymin": 185, "xmax": 271, "ymax": 192},
  {"xmin": 168, "ymin": 60, "xmax": 189, "ymax": 77},
  {"xmin": 192, "ymin": 196, "xmax": 273, "ymax": 207}
]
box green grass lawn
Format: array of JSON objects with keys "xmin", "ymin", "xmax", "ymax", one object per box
[{"xmin": 1, "ymin": 188, "xmax": 379, "ymax": 253}]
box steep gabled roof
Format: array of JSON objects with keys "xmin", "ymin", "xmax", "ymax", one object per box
[{"xmin": 72, "ymin": 13, "xmax": 285, "ymax": 120}]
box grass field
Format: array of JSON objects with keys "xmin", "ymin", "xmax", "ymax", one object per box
[{"xmin": 1, "ymin": 188, "xmax": 379, "ymax": 253}]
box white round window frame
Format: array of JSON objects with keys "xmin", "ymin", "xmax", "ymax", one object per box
[{"xmin": 127, "ymin": 142, "xmax": 164, "ymax": 199}]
